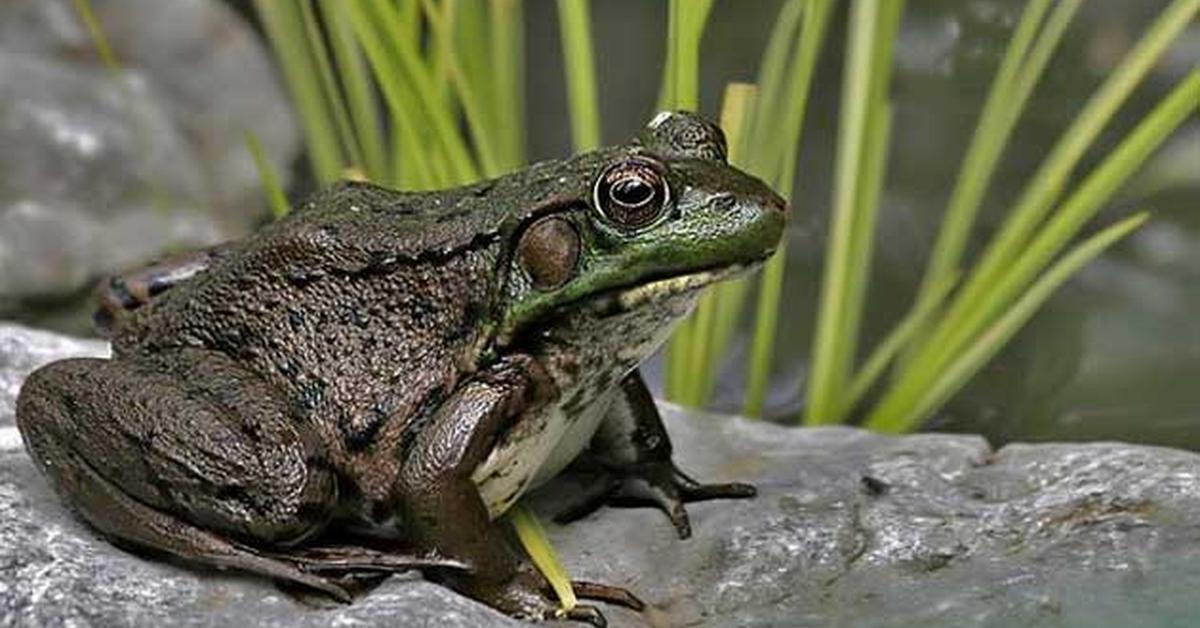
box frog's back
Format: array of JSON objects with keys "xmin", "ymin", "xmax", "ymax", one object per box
[{"xmin": 110, "ymin": 182, "xmax": 511, "ymax": 488}]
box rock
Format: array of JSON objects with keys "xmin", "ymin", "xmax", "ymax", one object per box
[
  {"xmin": 0, "ymin": 323, "xmax": 107, "ymax": 430},
  {"xmin": 4, "ymin": 322, "xmax": 1200, "ymax": 627},
  {"xmin": 0, "ymin": 0, "xmax": 297, "ymax": 329}
]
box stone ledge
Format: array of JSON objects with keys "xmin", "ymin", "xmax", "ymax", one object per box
[{"xmin": 4, "ymin": 322, "xmax": 1200, "ymax": 627}]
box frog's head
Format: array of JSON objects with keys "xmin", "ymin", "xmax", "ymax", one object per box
[{"xmin": 497, "ymin": 111, "xmax": 787, "ymax": 346}]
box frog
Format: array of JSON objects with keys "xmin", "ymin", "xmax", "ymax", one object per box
[{"xmin": 16, "ymin": 111, "xmax": 787, "ymax": 625}]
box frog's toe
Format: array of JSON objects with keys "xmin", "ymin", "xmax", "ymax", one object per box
[
  {"xmin": 456, "ymin": 565, "xmax": 636, "ymax": 625},
  {"xmin": 571, "ymin": 580, "xmax": 645, "ymax": 611},
  {"xmin": 552, "ymin": 604, "xmax": 608, "ymax": 627},
  {"xmin": 553, "ymin": 462, "xmax": 756, "ymax": 539}
]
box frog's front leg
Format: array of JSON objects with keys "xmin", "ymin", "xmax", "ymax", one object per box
[
  {"xmin": 94, "ymin": 243, "xmax": 232, "ymax": 334},
  {"xmin": 554, "ymin": 371, "xmax": 756, "ymax": 539},
  {"xmin": 399, "ymin": 355, "xmax": 642, "ymax": 625}
]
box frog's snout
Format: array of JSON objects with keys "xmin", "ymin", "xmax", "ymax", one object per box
[{"xmin": 765, "ymin": 189, "xmax": 789, "ymax": 219}]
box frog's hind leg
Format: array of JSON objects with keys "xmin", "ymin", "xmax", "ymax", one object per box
[
  {"xmin": 16, "ymin": 351, "xmax": 445, "ymax": 600},
  {"xmin": 51, "ymin": 433, "xmax": 357, "ymax": 601}
]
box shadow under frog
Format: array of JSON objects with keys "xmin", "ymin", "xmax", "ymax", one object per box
[{"xmin": 16, "ymin": 112, "xmax": 787, "ymax": 625}]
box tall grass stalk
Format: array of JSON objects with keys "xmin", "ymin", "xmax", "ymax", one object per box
[
  {"xmin": 557, "ymin": 0, "xmax": 601, "ymax": 152},
  {"xmin": 245, "ymin": 132, "xmax": 290, "ymax": 219},
  {"xmin": 510, "ymin": 505, "xmax": 577, "ymax": 611},
  {"xmin": 679, "ymin": 85, "xmax": 757, "ymax": 408},
  {"xmin": 661, "ymin": 0, "xmax": 834, "ymax": 413},
  {"xmin": 766, "ymin": 0, "xmax": 1200, "ymax": 430},
  {"xmin": 804, "ymin": 0, "xmax": 903, "ymax": 424},
  {"xmin": 71, "ymin": 0, "xmax": 174, "ymax": 216},
  {"xmin": 864, "ymin": 0, "xmax": 1200, "ymax": 431},
  {"xmin": 869, "ymin": 69, "xmax": 1200, "ymax": 432},
  {"xmin": 906, "ymin": 0, "xmax": 1078, "ymax": 341},
  {"xmin": 253, "ymin": 0, "xmax": 538, "ymax": 190},
  {"xmin": 740, "ymin": 0, "xmax": 835, "ymax": 418},
  {"xmin": 661, "ymin": 0, "xmax": 715, "ymax": 401}
]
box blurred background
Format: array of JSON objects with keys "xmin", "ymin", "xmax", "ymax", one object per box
[{"xmin": 1, "ymin": 0, "xmax": 1197, "ymax": 448}]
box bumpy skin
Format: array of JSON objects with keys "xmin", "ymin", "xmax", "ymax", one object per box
[{"xmin": 16, "ymin": 112, "xmax": 786, "ymax": 624}]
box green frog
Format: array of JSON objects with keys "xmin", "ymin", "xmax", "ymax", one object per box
[{"xmin": 16, "ymin": 112, "xmax": 786, "ymax": 625}]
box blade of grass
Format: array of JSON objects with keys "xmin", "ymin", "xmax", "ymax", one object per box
[
  {"xmin": 253, "ymin": 0, "xmax": 344, "ymax": 183},
  {"xmin": 869, "ymin": 213, "xmax": 1149, "ymax": 433},
  {"xmin": 491, "ymin": 0, "xmax": 527, "ymax": 168},
  {"xmin": 245, "ymin": 131, "xmax": 290, "ymax": 219},
  {"xmin": 825, "ymin": 100, "xmax": 893, "ymax": 423},
  {"xmin": 743, "ymin": 0, "xmax": 834, "ymax": 417},
  {"xmin": 909, "ymin": 0, "xmax": 1071, "ymax": 337},
  {"xmin": 557, "ymin": 0, "xmax": 601, "ymax": 153},
  {"xmin": 299, "ymin": 0, "xmax": 366, "ymax": 172},
  {"xmin": 361, "ymin": 0, "xmax": 480, "ymax": 184},
  {"xmin": 658, "ymin": 0, "xmax": 714, "ymax": 402},
  {"xmin": 70, "ymin": 0, "xmax": 120, "ymax": 69},
  {"xmin": 343, "ymin": 0, "xmax": 438, "ymax": 188},
  {"xmin": 872, "ymin": 70, "xmax": 1200, "ymax": 428},
  {"xmin": 843, "ymin": 273, "xmax": 958, "ymax": 413},
  {"xmin": 72, "ymin": 0, "xmax": 175, "ymax": 217},
  {"xmin": 510, "ymin": 505, "xmax": 577, "ymax": 611},
  {"xmin": 805, "ymin": 0, "xmax": 902, "ymax": 424},
  {"xmin": 931, "ymin": 70, "xmax": 1200, "ymax": 373},
  {"xmin": 658, "ymin": 0, "xmax": 679, "ymax": 109},
  {"xmin": 684, "ymin": 290, "xmax": 718, "ymax": 406},
  {"xmin": 420, "ymin": 0, "xmax": 504, "ymax": 177},
  {"xmin": 823, "ymin": 0, "xmax": 903, "ymax": 424},
  {"xmin": 424, "ymin": 0, "xmax": 455, "ymax": 125},
  {"xmin": 744, "ymin": 0, "xmax": 805, "ymax": 179},
  {"xmin": 321, "ymin": 0, "xmax": 387, "ymax": 181},
  {"xmin": 670, "ymin": 0, "xmax": 715, "ymax": 110},
  {"xmin": 455, "ymin": 0, "xmax": 493, "ymax": 118},
  {"xmin": 902, "ymin": 0, "xmax": 1200, "ymax": 382}
]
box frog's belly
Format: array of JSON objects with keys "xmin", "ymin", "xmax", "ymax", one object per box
[{"xmin": 471, "ymin": 387, "xmax": 616, "ymax": 518}]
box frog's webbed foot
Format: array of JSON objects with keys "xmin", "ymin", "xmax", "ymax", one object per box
[
  {"xmin": 555, "ymin": 371, "xmax": 756, "ymax": 539},
  {"xmin": 463, "ymin": 566, "xmax": 643, "ymax": 627},
  {"xmin": 553, "ymin": 461, "xmax": 755, "ymax": 539}
]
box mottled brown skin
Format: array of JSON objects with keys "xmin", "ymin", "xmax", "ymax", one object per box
[{"xmin": 16, "ymin": 112, "xmax": 786, "ymax": 624}]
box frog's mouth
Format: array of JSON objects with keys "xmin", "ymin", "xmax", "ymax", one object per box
[
  {"xmin": 583, "ymin": 263, "xmax": 749, "ymax": 316},
  {"xmin": 499, "ymin": 254, "xmax": 771, "ymax": 348}
]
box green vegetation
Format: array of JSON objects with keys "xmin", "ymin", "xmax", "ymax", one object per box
[
  {"xmin": 246, "ymin": 0, "xmax": 1199, "ymax": 432},
  {"xmin": 859, "ymin": 0, "xmax": 1200, "ymax": 431},
  {"xmin": 251, "ymin": 0, "xmax": 525, "ymax": 188}
]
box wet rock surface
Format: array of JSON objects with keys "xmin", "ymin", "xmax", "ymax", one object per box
[{"xmin": 3, "ymin": 322, "xmax": 1200, "ymax": 627}]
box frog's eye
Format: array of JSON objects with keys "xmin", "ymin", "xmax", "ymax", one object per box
[
  {"xmin": 518, "ymin": 215, "xmax": 581, "ymax": 290},
  {"xmin": 593, "ymin": 158, "xmax": 670, "ymax": 231}
]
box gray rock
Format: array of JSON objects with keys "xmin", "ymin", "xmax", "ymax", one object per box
[
  {"xmin": 0, "ymin": 323, "xmax": 107, "ymax": 430},
  {"xmin": 0, "ymin": 0, "xmax": 297, "ymax": 327},
  {"xmin": 3, "ymin": 322, "xmax": 1200, "ymax": 627}
]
